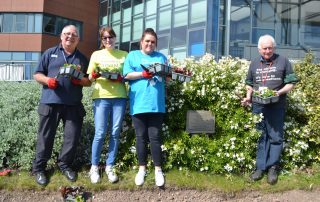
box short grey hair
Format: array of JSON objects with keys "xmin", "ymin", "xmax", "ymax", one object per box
[
  {"xmin": 258, "ymin": 34, "xmax": 276, "ymax": 49},
  {"xmin": 61, "ymin": 25, "xmax": 79, "ymax": 37}
]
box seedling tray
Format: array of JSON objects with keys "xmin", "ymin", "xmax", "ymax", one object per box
[
  {"xmin": 100, "ymin": 72, "xmax": 120, "ymax": 80},
  {"xmin": 252, "ymin": 95, "xmax": 279, "ymax": 105},
  {"xmin": 171, "ymin": 72, "xmax": 192, "ymax": 82},
  {"xmin": 141, "ymin": 63, "xmax": 171, "ymax": 76},
  {"xmin": 59, "ymin": 67, "xmax": 84, "ymax": 80}
]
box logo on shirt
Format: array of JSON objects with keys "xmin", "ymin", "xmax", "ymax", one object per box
[{"xmin": 51, "ymin": 54, "xmax": 58, "ymax": 58}]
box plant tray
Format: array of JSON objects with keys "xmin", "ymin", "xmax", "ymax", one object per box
[
  {"xmin": 59, "ymin": 67, "xmax": 84, "ymax": 80},
  {"xmin": 252, "ymin": 95, "xmax": 279, "ymax": 105},
  {"xmin": 171, "ymin": 72, "xmax": 192, "ymax": 82},
  {"xmin": 100, "ymin": 72, "xmax": 119, "ymax": 80},
  {"xmin": 141, "ymin": 63, "xmax": 171, "ymax": 76}
]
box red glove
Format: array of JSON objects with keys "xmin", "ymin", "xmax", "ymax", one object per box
[
  {"xmin": 47, "ymin": 78, "xmax": 58, "ymax": 89},
  {"xmin": 71, "ymin": 78, "xmax": 82, "ymax": 85},
  {"xmin": 142, "ymin": 71, "xmax": 153, "ymax": 79},
  {"xmin": 91, "ymin": 71, "xmax": 101, "ymax": 79}
]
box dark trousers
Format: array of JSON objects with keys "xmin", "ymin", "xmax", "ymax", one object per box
[
  {"xmin": 252, "ymin": 102, "xmax": 285, "ymax": 171},
  {"xmin": 32, "ymin": 103, "xmax": 85, "ymax": 173},
  {"xmin": 132, "ymin": 113, "xmax": 164, "ymax": 167}
]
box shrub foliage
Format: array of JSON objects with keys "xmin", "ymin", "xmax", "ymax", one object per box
[{"xmin": 0, "ymin": 53, "xmax": 319, "ymax": 173}]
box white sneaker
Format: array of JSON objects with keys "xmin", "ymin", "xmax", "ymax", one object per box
[
  {"xmin": 155, "ymin": 170, "xmax": 165, "ymax": 187},
  {"xmin": 106, "ymin": 166, "xmax": 118, "ymax": 183},
  {"xmin": 135, "ymin": 170, "xmax": 146, "ymax": 186},
  {"xmin": 89, "ymin": 165, "xmax": 100, "ymax": 184}
]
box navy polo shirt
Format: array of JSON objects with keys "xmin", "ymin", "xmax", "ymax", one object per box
[{"xmin": 35, "ymin": 44, "xmax": 89, "ymax": 105}]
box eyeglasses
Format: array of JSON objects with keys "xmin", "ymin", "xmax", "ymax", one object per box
[
  {"xmin": 261, "ymin": 47, "xmax": 274, "ymax": 51},
  {"xmin": 63, "ymin": 32, "xmax": 79, "ymax": 38},
  {"xmin": 102, "ymin": 36, "xmax": 114, "ymax": 41}
]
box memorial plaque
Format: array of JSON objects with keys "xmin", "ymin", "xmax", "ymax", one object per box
[{"xmin": 186, "ymin": 110, "xmax": 215, "ymax": 134}]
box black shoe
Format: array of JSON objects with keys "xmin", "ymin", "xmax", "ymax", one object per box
[
  {"xmin": 267, "ymin": 166, "xmax": 278, "ymax": 185},
  {"xmin": 35, "ymin": 172, "xmax": 48, "ymax": 186},
  {"xmin": 63, "ymin": 169, "xmax": 77, "ymax": 182},
  {"xmin": 250, "ymin": 170, "xmax": 264, "ymax": 181}
]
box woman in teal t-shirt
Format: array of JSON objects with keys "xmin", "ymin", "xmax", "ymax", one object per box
[{"xmin": 123, "ymin": 28, "xmax": 168, "ymax": 187}]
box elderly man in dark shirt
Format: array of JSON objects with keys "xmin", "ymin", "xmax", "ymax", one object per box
[
  {"xmin": 241, "ymin": 34, "xmax": 298, "ymax": 185},
  {"xmin": 32, "ymin": 25, "xmax": 91, "ymax": 185}
]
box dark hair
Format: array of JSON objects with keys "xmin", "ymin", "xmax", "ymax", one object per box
[
  {"xmin": 99, "ymin": 26, "xmax": 116, "ymax": 49},
  {"xmin": 140, "ymin": 28, "xmax": 158, "ymax": 46}
]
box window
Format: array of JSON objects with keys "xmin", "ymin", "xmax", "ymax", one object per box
[
  {"xmin": 122, "ymin": 1, "xmax": 132, "ymax": 23},
  {"xmin": 188, "ymin": 29, "xmax": 205, "ymax": 56},
  {"xmin": 34, "ymin": 14, "xmax": 42, "ymax": 33},
  {"xmin": 133, "ymin": 15, "xmax": 143, "ymax": 40},
  {"xmin": 121, "ymin": 22, "xmax": 131, "ymax": 42},
  {"xmin": 0, "ymin": 15, "xmax": 2, "ymax": 32},
  {"xmin": 133, "ymin": 0, "xmax": 143, "ymax": 15},
  {"xmin": 3, "ymin": 14, "xmax": 14, "ymax": 32},
  {"xmin": 27, "ymin": 14, "xmax": 35, "ymax": 33},
  {"xmin": 158, "ymin": 5, "xmax": 171, "ymax": 33},
  {"xmin": 0, "ymin": 52, "xmax": 11, "ymax": 60},
  {"xmin": 15, "ymin": 14, "xmax": 27, "ymax": 32},
  {"xmin": 146, "ymin": 0, "xmax": 157, "ymax": 16},
  {"xmin": 145, "ymin": 15, "xmax": 157, "ymax": 30},
  {"xmin": 100, "ymin": 0, "xmax": 109, "ymax": 25},
  {"xmin": 190, "ymin": 0, "xmax": 206, "ymax": 26},
  {"xmin": 43, "ymin": 15, "xmax": 56, "ymax": 34}
]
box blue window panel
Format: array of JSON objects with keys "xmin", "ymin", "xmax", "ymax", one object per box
[{"xmin": 190, "ymin": 43, "xmax": 204, "ymax": 56}]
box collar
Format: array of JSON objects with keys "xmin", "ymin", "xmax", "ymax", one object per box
[{"xmin": 260, "ymin": 54, "xmax": 276, "ymax": 64}]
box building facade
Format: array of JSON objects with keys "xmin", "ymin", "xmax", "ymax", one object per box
[
  {"xmin": 99, "ymin": 0, "xmax": 320, "ymax": 61},
  {"xmin": 0, "ymin": 0, "xmax": 99, "ymax": 80},
  {"xmin": 1, "ymin": 0, "xmax": 319, "ymax": 80}
]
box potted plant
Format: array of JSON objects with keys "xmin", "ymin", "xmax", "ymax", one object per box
[
  {"xmin": 252, "ymin": 88, "xmax": 279, "ymax": 104},
  {"xmin": 97, "ymin": 66, "xmax": 122, "ymax": 80},
  {"xmin": 59, "ymin": 64, "xmax": 84, "ymax": 80},
  {"xmin": 140, "ymin": 63, "xmax": 171, "ymax": 76},
  {"xmin": 171, "ymin": 65, "xmax": 192, "ymax": 82}
]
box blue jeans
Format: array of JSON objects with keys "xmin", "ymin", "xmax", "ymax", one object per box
[
  {"xmin": 252, "ymin": 102, "xmax": 285, "ymax": 171},
  {"xmin": 91, "ymin": 98, "xmax": 126, "ymax": 166}
]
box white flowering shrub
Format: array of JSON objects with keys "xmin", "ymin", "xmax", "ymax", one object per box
[{"xmin": 161, "ymin": 53, "xmax": 320, "ymax": 173}]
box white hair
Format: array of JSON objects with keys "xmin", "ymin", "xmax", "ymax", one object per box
[
  {"xmin": 258, "ymin": 34, "xmax": 276, "ymax": 49},
  {"xmin": 61, "ymin": 25, "xmax": 79, "ymax": 37}
]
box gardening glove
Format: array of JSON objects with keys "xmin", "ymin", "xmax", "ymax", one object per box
[
  {"xmin": 142, "ymin": 70, "xmax": 153, "ymax": 79},
  {"xmin": 47, "ymin": 78, "xmax": 58, "ymax": 89},
  {"xmin": 71, "ymin": 78, "xmax": 82, "ymax": 85},
  {"xmin": 91, "ymin": 71, "xmax": 101, "ymax": 79}
]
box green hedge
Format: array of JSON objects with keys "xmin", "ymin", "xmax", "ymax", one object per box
[{"xmin": 0, "ymin": 53, "xmax": 319, "ymax": 173}]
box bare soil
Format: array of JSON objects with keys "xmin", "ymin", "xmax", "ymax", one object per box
[{"xmin": 1, "ymin": 188, "xmax": 320, "ymax": 202}]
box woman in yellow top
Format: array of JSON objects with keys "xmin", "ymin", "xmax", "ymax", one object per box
[{"xmin": 87, "ymin": 27, "xmax": 128, "ymax": 184}]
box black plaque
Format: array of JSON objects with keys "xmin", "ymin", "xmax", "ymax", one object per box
[{"xmin": 186, "ymin": 110, "xmax": 215, "ymax": 134}]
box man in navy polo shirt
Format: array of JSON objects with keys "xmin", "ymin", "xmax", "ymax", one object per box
[{"xmin": 32, "ymin": 25, "xmax": 91, "ymax": 185}]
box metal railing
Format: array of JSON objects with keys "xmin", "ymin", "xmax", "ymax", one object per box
[{"xmin": 0, "ymin": 62, "xmax": 38, "ymax": 81}]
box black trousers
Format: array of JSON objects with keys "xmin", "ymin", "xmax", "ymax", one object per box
[
  {"xmin": 32, "ymin": 103, "xmax": 86, "ymax": 173},
  {"xmin": 132, "ymin": 113, "xmax": 164, "ymax": 167}
]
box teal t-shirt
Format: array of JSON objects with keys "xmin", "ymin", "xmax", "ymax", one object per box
[{"xmin": 123, "ymin": 50, "xmax": 168, "ymax": 115}]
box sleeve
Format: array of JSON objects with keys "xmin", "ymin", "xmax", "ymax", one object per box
[
  {"xmin": 87, "ymin": 51, "xmax": 97, "ymax": 74},
  {"xmin": 245, "ymin": 63, "xmax": 254, "ymax": 87},
  {"xmin": 123, "ymin": 51, "xmax": 135, "ymax": 76},
  {"xmin": 284, "ymin": 58, "xmax": 299, "ymax": 84},
  {"xmin": 34, "ymin": 50, "xmax": 50, "ymax": 76}
]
